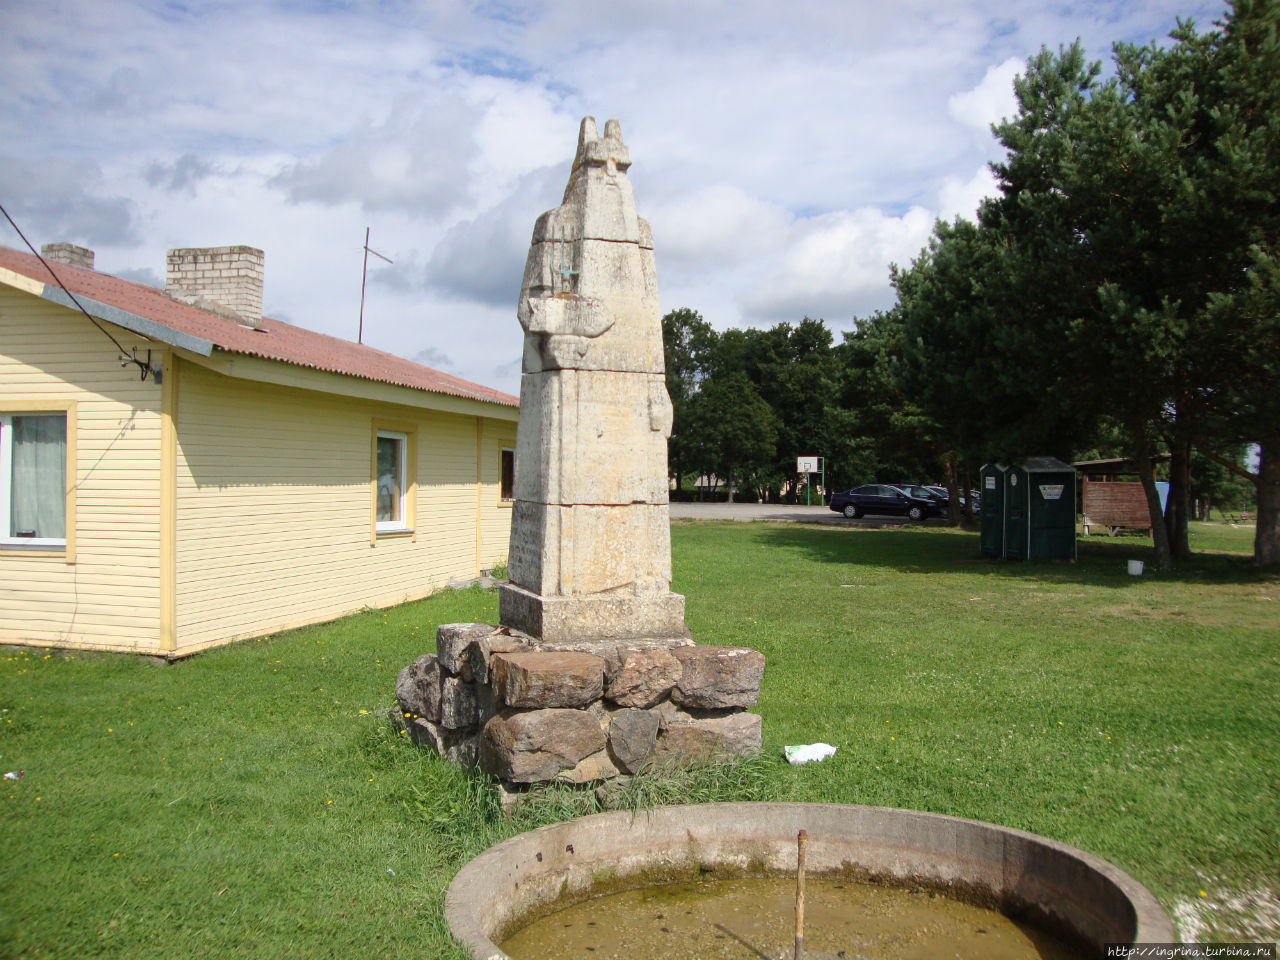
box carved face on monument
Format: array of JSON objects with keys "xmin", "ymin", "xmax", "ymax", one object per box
[{"xmin": 516, "ymin": 117, "xmax": 662, "ymax": 377}]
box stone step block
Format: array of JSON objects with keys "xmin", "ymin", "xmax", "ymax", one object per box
[
  {"xmin": 439, "ymin": 675, "xmax": 479, "ymax": 730},
  {"xmin": 436, "ymin": 623, "xmax": 500, "ymax": 677},
  {"xmin": 480, "ymin": 708, "xmax": 607, "ymax": 783},
  {"xmin": 406, "ymin": 716, "xmax": 479, "ymax": 766},
  {"xmin": 492, "ymin": 650, "xmax": 605, "ymax": 709},
  {"xmin": 395, "ymin": 654, "xmax": 442, "ymax": 724},
  {"xmin": 468, "ymin": 634, "xmax": 529, "ymax": 685},
  {"xmin": 651, "ymin": 711, "xmax": 762, "ymax": 765},
  {"xmin": 604, "ymin": 647, "xmax": 680, "ymax": 708},
  {"xmin": 476, "ymin": 681, "xmax": 500, "ymax": 726},
  {"xmin": 608, "ymin": 706, "xmax": 660, "ymax": 773},
  {"xmin": 556, "ymin": 748, "xmax": 621, "ymax": 784},
  {"xmin": 671, "ymin": 645, "xmax": 765, "ymax": 709},
  {"xmin": 499, "ymin": 581, "xmax": 688, "ymax": 644}
]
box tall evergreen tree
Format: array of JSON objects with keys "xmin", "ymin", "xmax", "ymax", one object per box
[{"xmin": 892, "ymin": 2, "xmax": 1278, "ymax": 566}]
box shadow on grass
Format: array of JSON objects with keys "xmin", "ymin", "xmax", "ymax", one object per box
[{"xmin": 749, "ymin": 523, "xmax": 1271, "ymax": 588}]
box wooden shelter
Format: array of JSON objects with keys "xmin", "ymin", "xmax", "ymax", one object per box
[{"xmin": 1073, "ymin": 457, "xmax": 1169, "ymax": 537}]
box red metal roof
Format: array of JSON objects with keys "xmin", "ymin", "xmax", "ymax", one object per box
[{"xmin": 0, "ymin": 245, "xmax": 518, "ymax": 408}]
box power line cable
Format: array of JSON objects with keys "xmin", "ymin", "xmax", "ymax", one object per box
[{"xmin": 0, "ymin": 201, "xmax": 152, "ymax": 380}]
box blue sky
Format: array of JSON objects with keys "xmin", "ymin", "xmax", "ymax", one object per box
[{"xmin": 1, "ymin": 0, "xmax": 1227, "ymax": 394}]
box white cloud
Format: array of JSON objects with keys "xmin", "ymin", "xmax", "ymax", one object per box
[
  {"xmin": 420, "ymin": 165, "xmax": 565, "ymax": 307},
  {"xmin": 937, "ymin": 165, "xmax": 1000, "ymax": 223},
  {"xmin": 0, "ymin": 154, "xmax": 139, "ymax": 246},
  {"xmin": 646, "ymin": 184, "xmax": 792, "ymax": 275},
  {"xmin": 410, "ymin": 346, "xmax": 457, "ymax": 373},
  {"xmin": 145, "ymin": 154, "xmax": 218, "ymax": 196},
  {"xmin": 269, "ymin": 93, "xmax": 480, "ymax": 217},
  {"xmin": 743, "ymin": 206, "xmax": 935, "ymax": 325},
  {"xmin": 470, "ymin": 82, "xmax": 579, "ymax": 203},
  {"xmin": 0, "ymin": 0, "xmax": 1233, "ymax": 393},
  {"xmin": 948, "ymin": 56, "xmax": 1025, "ymax": 137}
]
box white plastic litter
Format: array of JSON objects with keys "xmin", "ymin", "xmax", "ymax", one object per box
[{"xmin": 784, "ymin": 743, "xmax": 837, "ymax": 765}]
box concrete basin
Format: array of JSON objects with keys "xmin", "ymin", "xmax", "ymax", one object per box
[{"xmin": 446, "ymin": 802, "xmax": 1173, "ymax": 958}]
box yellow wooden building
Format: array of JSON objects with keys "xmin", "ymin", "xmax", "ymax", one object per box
[{"xmin": 0, "ymin": 242, "xmax": 518, "ymax": 657}]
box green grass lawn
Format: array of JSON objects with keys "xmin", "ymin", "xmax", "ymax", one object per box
[{"xmin": 3, "ymin": 521, "xmax": 1277, "ymax": 957}]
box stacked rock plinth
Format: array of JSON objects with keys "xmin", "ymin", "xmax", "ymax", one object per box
[{"xmin": 395, "ymin": 623, "xmax": 764, "ymax": 788}]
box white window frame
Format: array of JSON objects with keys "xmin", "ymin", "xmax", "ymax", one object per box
[
  {"xmin": 1, "ymin": 411, "xmax": 69, "ymax": 551},
  {"xmin": 375, "ymin": 429, "xmax": 409, "ymax": 534}
]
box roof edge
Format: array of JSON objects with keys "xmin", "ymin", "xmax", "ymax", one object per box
[
  {"xmin": 39, "ymin": 286, "xmax": 214, "ymax": 357},
  {"xmin": 181, "ymin": 348, "xmax": 520, "ymax": 421}
]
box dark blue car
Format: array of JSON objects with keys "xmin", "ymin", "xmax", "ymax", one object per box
[{"xmin": 828, "ymin": 484, "xmax": 942, "ymax": 521}]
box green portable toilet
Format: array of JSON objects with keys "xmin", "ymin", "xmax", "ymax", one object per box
[
  {"xmin": 981, "ymin": 458, "xmax": 1077, "ymax": 561},
  {"xmin": 979, "ymin": 464, "xmax": 1007, "ymax": 557}
]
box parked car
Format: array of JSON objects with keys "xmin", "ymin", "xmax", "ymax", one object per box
[
  {"xmin": 954, "ymin": 487, "xmax": 983, "ymax": 515},
  {"xmin": 828, "ymin": 484, "xmax": 943, "ymax": 521},
  {"xmin": 923, "ymin": 485, "xmax": 984, "ymax": 515},
  {"xmin": 902, "ymin": 483, "xmax": 984, "ymax": 516},
  {"xmin": 898, "ymin": 484, "xmax": 949, "ymax": 506}
]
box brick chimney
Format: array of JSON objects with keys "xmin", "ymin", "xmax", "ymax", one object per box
[
  {"xmin": 165, "ymin": 245, "xmax": 264, "ymax": 329},
  {"xmin": 41, "ymin": 242, "xmax": 95, "ymax": 270}
]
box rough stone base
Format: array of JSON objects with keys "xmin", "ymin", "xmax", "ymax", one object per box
[
  {"xmin": 404, "ymin": 716, "xmax": 479, "ymax": 766},
  {"xmin": 498, "ymin": 582, "xmax": 690, "ymax": 643},
  {"xmin": 395, "ymin": 622, "xmax": 764, "ymax": 793}
]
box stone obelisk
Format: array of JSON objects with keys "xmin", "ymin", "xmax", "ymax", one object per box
[{"xmin": 499, "ymin": 117, "xmax": 688, "ymax": 644}]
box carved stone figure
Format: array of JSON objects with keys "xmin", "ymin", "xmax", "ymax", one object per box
[
  {"xmin": 499, "ymin": 117, "xmax": 688, "ymax": 643},
  {"xmin": 397, "ymin": 120, "xmax": 764, "ymax": 788}
]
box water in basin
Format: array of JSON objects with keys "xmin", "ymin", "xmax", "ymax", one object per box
[{"xmin": 499, "ymin": 873, "xmax": 1090, "ymax": 960}]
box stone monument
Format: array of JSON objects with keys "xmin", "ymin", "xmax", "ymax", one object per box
[
  {"xmin": 395, "ymin": 118, "xmax": 764, "ymax": 792},
  {"xmin": 500, "ymin": 116, "xmax": 687, "ymax": 644}
]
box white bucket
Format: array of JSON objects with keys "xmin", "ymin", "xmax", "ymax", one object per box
[{"xmin": 1127, "ymin": 560, "xmax": 1145, "ymax": 576}]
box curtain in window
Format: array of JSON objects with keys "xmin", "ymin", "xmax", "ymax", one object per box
[
  {"xmin": 11, "ymin": 415, "xmax": 66, "ymax": 539},
  {"xmin": 376, "ymin": 435, "xmax": 401, "ymax": 523}
]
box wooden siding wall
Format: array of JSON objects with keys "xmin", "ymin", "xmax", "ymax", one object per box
[
  {"xmin": 174, "ymin": 363, "xmax": 515, "ymax": 650},
  {"xmin": 0, "ymin": 287, "xmax": 164, "ymax": 650},
  {"xmin": 476, "ymin": 418, "xmax": 516, "ymax": 570},
  {"xmin": 1082, "ymin": 478, "xmax": 1152, "ymax": 532}
]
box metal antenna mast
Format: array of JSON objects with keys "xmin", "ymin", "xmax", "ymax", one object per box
[{"xmin": 359, "ymin": 227, "xmax": 393, "ymax": 344}]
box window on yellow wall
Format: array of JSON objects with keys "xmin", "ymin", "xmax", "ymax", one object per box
[
  {"xmin": 1, "ymin": 412, "xmax": 68, "ymax": 548},
  {"xmin": 375, "ymin": 429, "xmax": 409, "ymax": 532},
  {"xmin": 500, "ymin": 447, "xmax": 514, "ymax": 501}
]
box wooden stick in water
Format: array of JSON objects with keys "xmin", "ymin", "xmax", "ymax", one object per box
[{"xmin": 794, "ymin": 829, "xmax": 807, "ymax": 960}]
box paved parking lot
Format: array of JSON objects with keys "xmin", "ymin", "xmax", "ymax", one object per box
[{"xmin": 667, "ymin": 502, "xmax": 939, "ymax": 526}]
